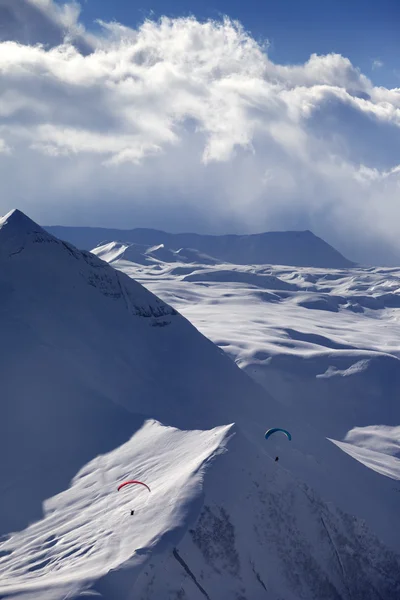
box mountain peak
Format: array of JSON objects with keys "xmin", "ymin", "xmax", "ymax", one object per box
[
  {"xmin": 0, "ymin": 208, "xmax": 176, "ymax": 325},
  {"xmin": 0, "ymin": 208, "xmax": 58, "ymax": 259},
  {"xmin": 0, "ymin": 208, "xmax": 44, "ymax": 235}
]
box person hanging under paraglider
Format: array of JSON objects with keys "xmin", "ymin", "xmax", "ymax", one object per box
[
  {"xmin": 117, "ymin": 480, "xmax": 151, "ymax": 515},
  {"xmin": 264, "ymin": 428, "xmax": 292, "ymax": 464}
]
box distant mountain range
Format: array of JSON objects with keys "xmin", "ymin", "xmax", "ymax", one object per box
[
  {"xmin": 45, "ymin": 225, "xmax": 355, "ymax": 268},
  {"xmin": 1, "ymin": 209, "xmax": 399, "ymax": 600}
]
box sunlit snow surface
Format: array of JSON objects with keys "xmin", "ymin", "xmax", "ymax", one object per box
[
  {"xmin": 109, "ymin": 255, "xmax": 400, "ymax": 484},
  {"xmin": 2, "ymin": 215, "xmax": 400, "ymax": 600},
  {"xmin": 0, "ymin": 421, "xmax": 232, "ymax": 598},
  {"xmin": 329, "ymin": 425, "xmax": 400, "ymax": 480}
]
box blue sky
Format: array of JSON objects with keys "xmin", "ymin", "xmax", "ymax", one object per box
[
  {"xmin": 80, "ymin": 0, "xmax": 399, "ymax": 88},
  {"xmin": 0, "ymin": 0, "xmax": 400, "ymax": 264}
]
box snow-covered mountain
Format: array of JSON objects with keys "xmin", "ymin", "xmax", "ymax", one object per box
[
  {"xmin": 1, "ymin": 209, "xmax": 399, "ymax": 600},
  {"xmin": 45, "ymin": 225, "xmax": 355, "ymax": 268},
  {"xmin": 99, "ymin": 240, "xmax": 400, "ymax": 595},
  {"xmin": 91, "ymin": 241, "xmax": 220, "ymax": 267}
]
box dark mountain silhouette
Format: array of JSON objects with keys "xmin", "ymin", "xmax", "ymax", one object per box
[{"xmin": 45, "ymin": 225, "xmax": 355, "ymax": 268}]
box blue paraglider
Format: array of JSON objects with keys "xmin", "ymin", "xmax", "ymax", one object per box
[{"xmin": 265, "ymin": 428, "xmax": 292, "ymax": 441}]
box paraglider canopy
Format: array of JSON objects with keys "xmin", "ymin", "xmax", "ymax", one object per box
[
  {"xmin": 117, "ymin": 480, "xmax": 151, "ymax": 492},
  {"xmin": 265, "ymin": 428, "xmax": 292, "ymax": 441}
]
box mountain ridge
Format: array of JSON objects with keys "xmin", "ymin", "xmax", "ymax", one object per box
[
  {"xmin": 44, "ymin": 224, "xmax": 355, "ymax": 268},
  {"xmin": 1, "ymin": 209, "xmax": 399, "ymax": 599}
]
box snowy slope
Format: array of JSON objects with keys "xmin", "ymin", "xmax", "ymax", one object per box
[
  {"xmin": 0, "ymin": 209, "xmax": 262, "ymax": 535},
  {"xmin": 134, "ymin": 428, "xmax": 400, "ymax": 600},
  {"xmin": 0, "ymin": 209, "xmax": 399, "ymax": 599},
  {"xmin": 91, "ymin": 241, "xmax": 221, "ymax": 267},
  {"xmin": 107, "ymin": 255, "xmax": 400, "ymax": 552},
  {"xmin": 0, "ymin": 420, "xmax": 233, "ymax": 599}
]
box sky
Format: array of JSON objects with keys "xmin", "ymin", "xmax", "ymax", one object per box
[
  {"xmin": 0, "ymin": 0, "xmax": 400, "ymax": 264},
  {"xmin": 80, "ymin": 0, "xmax": 400, "ymax": 89}
]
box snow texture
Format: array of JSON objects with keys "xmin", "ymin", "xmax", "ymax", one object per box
[{"xmin": 1, "ymin": 209, "xmax": 399, "ymax": 599}]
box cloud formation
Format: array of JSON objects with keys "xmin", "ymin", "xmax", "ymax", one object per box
[
  {"xmin": 0, "ymin": 0, "xmax": 400, "ymax": 264},
  {"xmin": 372, "ymin": 59, "xmax": 383, "ymax": 70}
]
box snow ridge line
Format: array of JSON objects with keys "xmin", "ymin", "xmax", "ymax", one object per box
[
  {"xmin": 320, "ymin": 516, "xmax": 352, "ymax": 599},
  {"xmin": 172, "ymin": 548, "xmax": 211, "ymax": 599},
  {"xmin": 250, "ymin": 560, "xmax": 268, "ymax": 593},
  {"xmin": 116, "ymin": 271, "xmax": 132, "ymax": 314}
]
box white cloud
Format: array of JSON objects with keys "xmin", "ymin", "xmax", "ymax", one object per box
[
  {"xmin": 0, "ymin": 138, "xmax": 11, "ymax": 153},
  {"xmin": 0, "ymin": 1, "xmax": 400, "ymax": 264},
  {"xmin": 372, "ymin": 59, "xmax": 383, "ymax": 70}
]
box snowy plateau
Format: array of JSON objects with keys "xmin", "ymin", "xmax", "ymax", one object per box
[{"xmin": 1, "ymin": 209, "xmax": 400, "ymax": 600}]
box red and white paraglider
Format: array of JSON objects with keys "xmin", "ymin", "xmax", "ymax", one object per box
[
  {"xmin": 117, "ymin": 480, "xmax": 151, "ymax": 515},
  {"xmin": 117, "ymin": 480, "xmax": 151, "ymax": 493}
]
